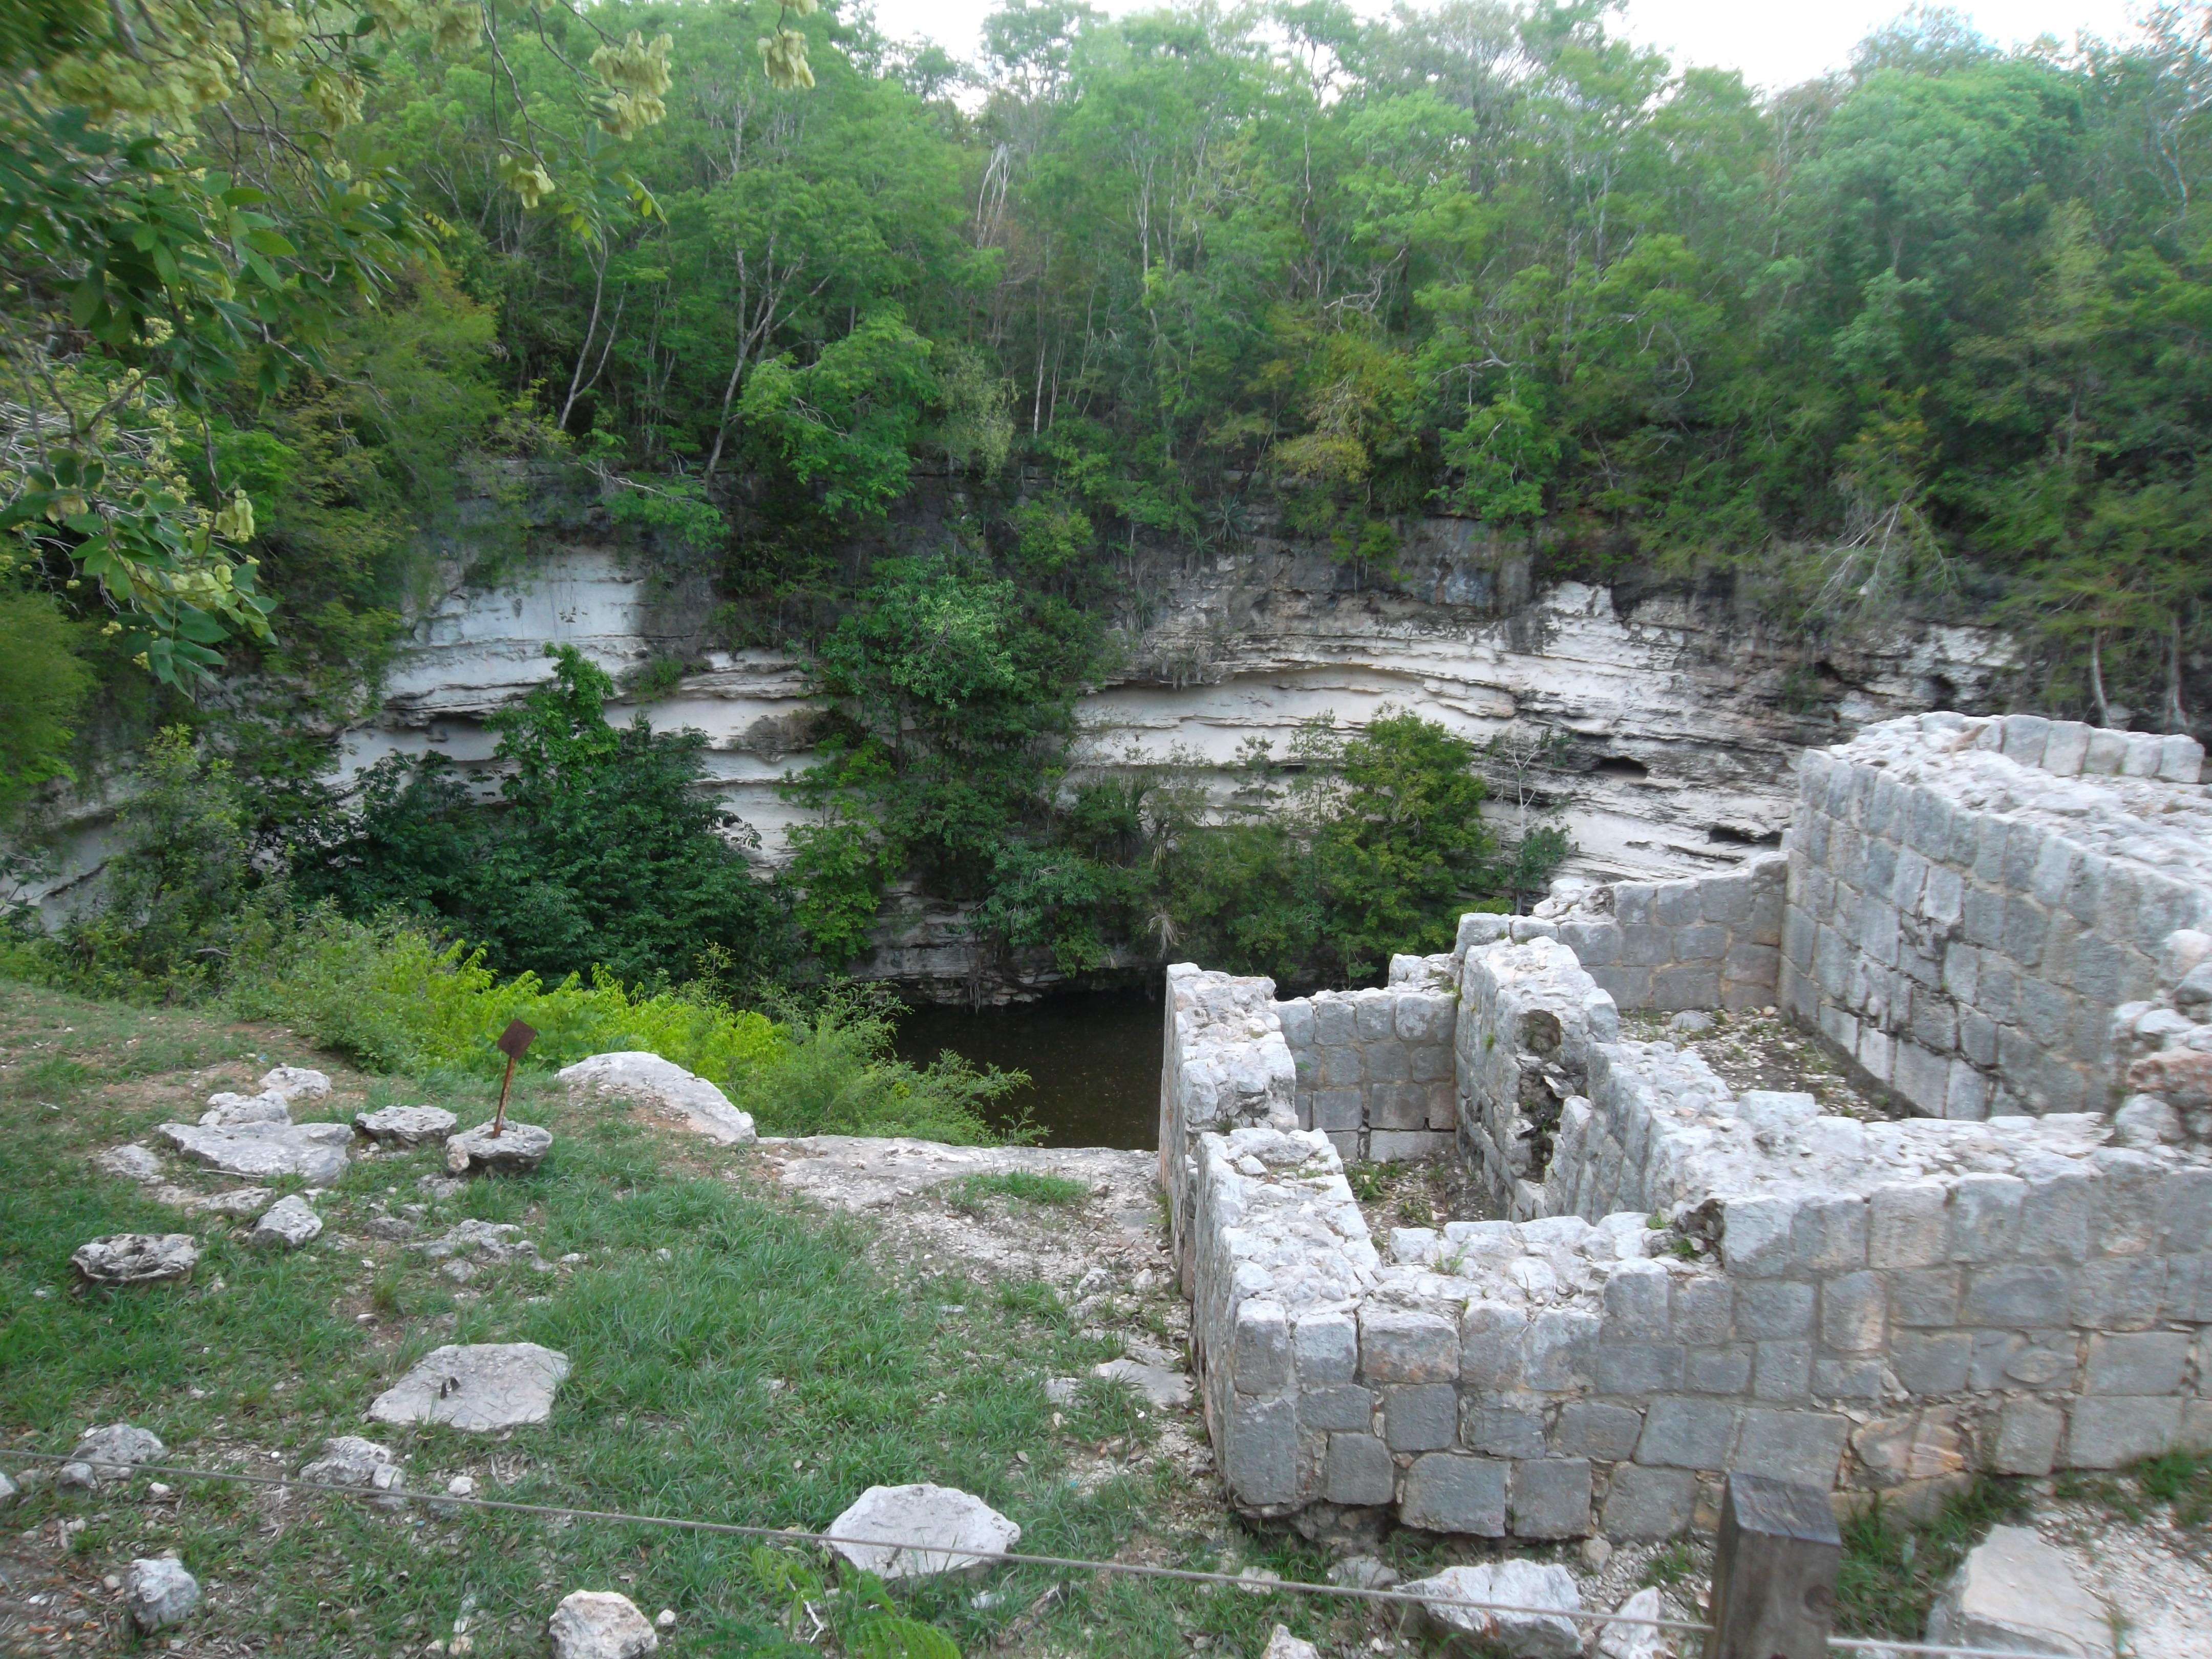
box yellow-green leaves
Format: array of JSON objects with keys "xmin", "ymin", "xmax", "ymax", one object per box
[{"xmin": 759, "ymin": 26, "xmax": 814, "ymax": 91}]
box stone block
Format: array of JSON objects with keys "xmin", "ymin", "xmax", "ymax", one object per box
[
  {"xmin": 2002, "ymin": 895, "xmax": 2050, "ymax": 968},
  {"xmin": 1233, "ymin": 1301, "xmax": 1292, "ymax": 1395},
  {"xmin": 2071, "ymin": 1257, "xmax": 2166, "ymax": 1331},
  {"xmin": 1814, "ymin": 1357, "xmax": 1884, "ymax": 1398},
  {"xmin": 1990, "ymin": 1399, "xmax": 2066, "ymax": 1476},
  {"xmin": 1962, "ymin": 1263, "xmax": 2071, "ymax": 1328},
  {"xmin": 1318, "ymin": 1045, "xmax": 1364, "ymax": 1087},
  {"xmin": 1675, "ymin": 923, "xmax": 1728, "ymax": 963},
  {"xmin": 1519, "ymin": 1309, "xmax": 1600, "ymax": 1391},
  {"xmin": 1325, "ymin": 1432, "xmax": 1397, "ymax": 1505},
  {"xmin": 2066, "ymin": 1397, "xmax": 2184, "ymax": 1468},
  {"xmin": 1312, "ymin": 1088, "xmax": 1363, "ymax": 1131},
  {"xmin": 1595, "ymin": 1343, "xmax": 1685, "ymax": 1397},
  {"xmin": 1959, "ymin": 1009, "xmax": 1999, "ymax": 1069},
  {"xmin": 1719, "ymin": 1196, "xmax": 1800, "ymax": 1278},
  {"xmin": 1869, "ymin": 1183, "xmax": 1949, "ymax": 1269},
  {"xmin": 1360, "ymin": 1307, "xmax": 1458, "ymax": 1384},
  {"xmin": 1225, "ymin": 1396, "xmax": 1299, "ymax": 1504},
  {"xmin": 1794, "ymin": 1194, "xmax": 1868, "ymax": 1272},
  {"xmin": 1460, "ymin": 1301, "xmax": 1527, "ymax": 1391},
  {"xmin": 1672, "ymin": 1278, "xmax": 1733, "ymax": 1345},
  {"xmin": 1649, "ymin": 966, "xmax": 1722, "ymax": 1010},
  {"xmin": 1888, "ymin": 1267, "xmax": 1962, "ymax": 1328},
  {"xmin": 1602, "ymin": 1260, "xmax": 1671, "ymax": 1341},
  {"xmin": 1733, "ymin": 1409, "xmax": 1849, "ymax": 1489},
  {"xmin": 1949, "ymin": 1174, "xmax": 2025, "ymax": 1262},
  {"xmin": 1300, "ymin": 1386, "xmax": 1373, "ymax": 1433},
  {"xmin": 1394, "ymin": 993, "xmax": 1455, "ymax": 1044},
  {"xmin": 1685, "ymin": 1345, "xmax": 1753, "ymax": 1394},
  {"xmin": 1313, "ymin": 999, "xmax": 1354, "ymax": 1044},
  {"xmin": 1368, "ymin": 1043, "xmax": 1409, "ymax": 1084},
  {"xmin": 1891, "ymin": 1332, "xmax": 1972, "ymax": 1394},
  {"xmin": 1461, "ymin": 1398, "xmax": 1546, "ymax": 1458},
  {"xmin": 2158, "ymin": 734, "xmax": 2205, "ymax": 782},
  {"xmin": 1752, "ymin": 1345, "xmax": 1805, "ymax": 1407},
  {"xmin": 1370, "ymin": 1130, "xmax": 1450, "ymax": 1162},
  {"xmin": 1942, "ymin": 1060, "xmax": 1990, "ymax": 1121},
  {"xmin": 1508, "ymin": 1458, "xmax": 1592, "ymax": 1539},
  {"xmin": 1820, "ymin": 1271, "xmax": 1887, "ymax": 1352},
  {"xmin": 1354, "ymin": 997, "xmax": 1395, "ymax": 1040},
  {"xmin": 2085, "ymin": 1331, "xmax": 2189, "ymax": 1395},
  {"xmin": 1553, "ymin": 1402, "xmax": 1644, "ymax": 1461},
  {"xmin": 1735, "ymin": 1280, "xmax": 1814, "ymax": 1339},
  {"xmin": 1384, "ymin": 1384, "xmax": 1460, "ymax": 1452},
  {"xmin": 1399, "ymin": 1453, "xmax": 1506, "ymax": 1536},
  {"xmin": 1635, "ymin": 1397, "xmax": 1737, "ymax": 1469},
  {"xmin": 1601, "ymin": 1464, "xmax": 1696, "ymax": 1539},
  {"xmin": 1409, "ymin": 1043, "xmax": 1454, "ymax": 1082},
  {"xmin": 1371, "ymin": 1084, "xmax": 1428, "ymax": 1132}
]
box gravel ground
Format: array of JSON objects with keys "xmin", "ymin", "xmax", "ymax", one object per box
[{"xmin": 2039, "ymin": 1494, "xmax": 2212, "ymax": 1658}]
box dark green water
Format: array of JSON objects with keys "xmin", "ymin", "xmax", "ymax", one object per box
[{"xmin": 893, "ymin": 989, "xmax": 1164, "ymax": 1149}]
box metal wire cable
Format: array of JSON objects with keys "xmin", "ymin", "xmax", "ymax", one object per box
[
  {"xmin": 4, "ymin": 1449, "xmax": 1706, "ymax": 1633},
  {"xmin": 6, "ymin": 1450, "xmax": 2084, "ymax": 1658}
]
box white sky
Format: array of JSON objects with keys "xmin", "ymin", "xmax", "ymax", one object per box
[{"xmin": 861, "ymin": 0, "xmax": 2151, "ymax": 89}]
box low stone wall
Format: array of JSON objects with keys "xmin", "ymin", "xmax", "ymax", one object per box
[
  {"xmin": 1781, "ymin": 714, "xmax": 2212, "ymax": 1120},
  {"xmin": 1278, "ymin": 956, "xmax": 1458, "ymax": 1165},
  {"xmin": 1552, "ymin": 854, "xmax": 1788, "ymax": 1013}
]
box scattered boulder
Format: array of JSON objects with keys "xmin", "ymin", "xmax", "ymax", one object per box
[
  {"xmin": 1261, "ymin": 1627, "xmax": 1321, "ymax": 1659},
  {"xmin": 1667, "ymin": 1010, "xmax": 1715, "ymax": 1034},
  {"xmin": 72, "ymin": 1233, "xmax": 199, "ymax": 1285},
  {"xmin": 416, "ymin": 1219, "xmax": 545, "ymax": 1267},
  {"xmin": 124, "ymin": 1558, "xmax": 200, "ymax": 1631},
  {"xmin": 0, "ymin": 1470, "xmax": 16, "ymax": 1507},
  {"xmin": 558, "ymin": 1052, "xmax": 756, "ymax": 1145},
  {"xmin": 548, "ymin": 1590, "xmax": 660, "ymax": 1659},
  {"xmin": 825, "ymin": 1483, "xmax": 1021, "ymax": 1580},
  {"xmin": 1327, "ymin": 1557, "xmax": 1399, "ymax": 1590},
  {"xmin": 173, "ymin": 1186, "xmax": 272, "ymax": 1217},
  {"xmin": 200, "ymin": 1090, "xmax": 291, "ymax": 1126},
  {"xmin": 1092, "ymin": 1358, "xmax": 1192, "ymax": 1409},
  {"xmin": 1043, "ymin": 1377, "xmax": 1080, "ymax": 1405},
  {"xmin": 1598, "ymin": 1588, "xmax": 1670, "ymax": 1659},
  {"xmin": 355, "ymin": 1104, "xmax": 458, "ymax": 1146},
  {"xmin": 300, "ymin": 1436, "xmax": 406, "ymax": 1505},
  {"xmin": 364, "ymin": 1215, "xmax": 419, "ymax": 1241},
  {"xmin": 1408, "ymin": 1561, "xmax": 1583, "ymax": 1659},
  {"xmin": 95, "ymin": 1144, "xmax": 164, "ymax": 1183},
  {"xmin": 367, "ymin": 1343, "xmax": 570, "ymax": 1431},
  {"xmin": 1926, "ymin": 1525, "xmax": 2112, "ymax": 1659},
  {"xmin": 445, "ymin": 1120, "xmax": 552, "ymax": 1175},
  {"xmin": 260, "ymin": 1066, "xmax": 333, "ymax": 1102},
  {"xmin": 157, "ymin": 1120, "xmax": 352, "ymax": 1182},
  {"xmin": 250, "ymin": 1194, "xmax": 324, "ymax": 1250},
  {"xmin": 62, "ymin": 1424, "xmax": 165, "ymax": 1489}
]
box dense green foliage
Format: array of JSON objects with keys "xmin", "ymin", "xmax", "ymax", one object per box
[{"xmin": 12, "ymin": 0, "xmax": 2212, "ymax": 995}]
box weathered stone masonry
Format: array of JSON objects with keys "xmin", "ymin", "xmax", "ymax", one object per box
[{"xmin": 1164, "ymin": 714, "xmax": 2212, "ymax": 1542}]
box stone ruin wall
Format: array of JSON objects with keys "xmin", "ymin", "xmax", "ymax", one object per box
[{"xmin": 1161, "ymin": 713, "xmax": 2212, "ymax": 1543}]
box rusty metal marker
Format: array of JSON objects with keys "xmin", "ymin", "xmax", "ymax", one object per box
[{"xmin": 490, "ymin": 1019, "xmax": 537, "ymax": 1137}]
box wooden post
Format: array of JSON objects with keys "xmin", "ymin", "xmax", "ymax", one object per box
[{"xmin": 1706, "ymin": 1473, "xmax": 1841, "ymax": 1659}]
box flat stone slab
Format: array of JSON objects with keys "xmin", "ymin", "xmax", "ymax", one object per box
[
  {"xmin": 367, "ymin": 1343, "xmax": 570, "ymax": 1431},
  {"xmin": 559, "ymin": 1052, "xmax": 755, "ymax": 1145},
  {"xmin": 1927, "ymin": 1525, "xmax": 2112, "ymax": 1658},
  {"xmin": 259, "ymin": 1066, "xmax": 332, "ymax": 1101},
  {"xmin": 155, "ymin": 1185, "xmax": 271, "ymax": 1216},
  {"xmin": 1092, "ymin": 1358, "xmax": 1192, "ymax": 1409},
  {"xmin": 69, "ymin": 1424, "xmax": 165, "ymax": 1476},
  {"xmin": 200, "ymin": 1091, "xmax": 290, "ymax": 1126},
  {"xmin": 548, "ymin": 1590, "xmax": 659, "ymax": 1659},
  {"xmin": 72, "ymin": 1234, "xmax": 199, "ymax": 1285},
  {"xmin": 157, "ymin": 1120, "xmax": 351, "ymax": 1182},
  {"xmin": 355, "ymin": 1105, "xmax": 458, "ymax": 1145},
  {"xmin": 826, "ymin": 1483, "xmax": 1020, "ymax": 1580},
  {"xmin": 94, "ymin": 1144, "xmax": 164, "ymax": 1183},
  {"xmin": 446, "ymin": 1120, "xmax": 552, "ymax": 1175},
  {"xmin": 250, "ymin": 1195, "xmax": 323, "ymax": 1250},
  {"xmin": 1409, "ymin": 1562, "xmax": 1583, "ymax": 1659}
]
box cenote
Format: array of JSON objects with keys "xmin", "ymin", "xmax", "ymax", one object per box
[{"xmin": 894, "ymin": 989, "xmax": 1163, "ymax": 1149}]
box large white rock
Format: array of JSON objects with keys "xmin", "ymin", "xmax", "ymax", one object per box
[
  {"xmin": 1926, "ymin": 1525, "xmax": 2112, "ymax": 1658},
  {"xmin": 94, "ymin": 1144, "xmax": 164, "ymax": 1183},
  {"xmin": 250, "ymin": 1194, "xmax": 323, "ymax": 1250},
  {"xmin": 157, "ymin": 1120, "xmax": 352, "ymax": 1182},
  {"xmin": 69, "ymin": 1424, "xmax": 165, "ymax": 1478},
  {"xmin": 445, "ymin": 1120, "xmax": 552, "ymax": 1174},
  {"xmin": 260, "ymin": 1066, "xmax": 333, "ymax": 1101},
  {"xmin": 72, "ymin": 1233, "xmax": 199, "ymax": 1284},
  {"xmin": 1262, "ymin": 1627, "xmax": 1321, "ymax": 1659},
  {"xmin": 548, "ymin": 1590, "xmax": 660, "ymax": 1659},
  {"xmin": 825, "ymin": 1483, "xmax": 1021, "ymax": 1580},
  {"xmin": 301, "ymin": 1435, "xmax": 398, "ymax": 1486},
  {"xmin": 166, "ymin": 1186, "xmax": 272, "ymax": 1217},
  {"xmin": 125, "ymin": 1558, "xmax": 200, "ymax": 1631},
  {"xmin": 1408, "ymin": 1561, "xmax": 1583, "ymax": 1659},
  {"xmin": 559, "ymin": 1052, "xmax": 756, "ymax": 1145},
  {"xmin": 355, "ymin": 1104, "xmax": 458, "ymax": 1145},
  {"xmin": 367, "ymin": 1343, "xmax": 570, "ymax": 1431},
  {"xmin": 200, "ymin": 1090, "xmax": 291, "ymax": 1126},
  {"xmin": 1598, "ymin": 1588, "xmax": 1669, "ymax": 1659}
]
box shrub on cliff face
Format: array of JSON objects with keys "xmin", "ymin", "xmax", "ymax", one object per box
[{"xmin": 297, "ymin": 645, "xmax": 788, "ymax": 986}]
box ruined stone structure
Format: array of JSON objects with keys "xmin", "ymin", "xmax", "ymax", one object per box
[{"xmin": 1164, "ymin": 714, "xmax": 2212, "ymax": 1542}]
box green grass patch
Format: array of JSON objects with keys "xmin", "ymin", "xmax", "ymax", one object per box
[
  {"xmin": 0, "ymin": 979, "xmax": 1384, "ymax": 1657},
  {"xmin": 944, "ymin": 1171, "xmax": 1088, "ymax": 1214},
  {"xmin": 1835, "ymin": 1477, "xmax": 2033, "ymax": 1637}
]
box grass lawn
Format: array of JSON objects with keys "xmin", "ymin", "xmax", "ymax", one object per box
[{"xmin": 0, "ymin": 982, "xmax": 1426, "ymax": 1657}]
